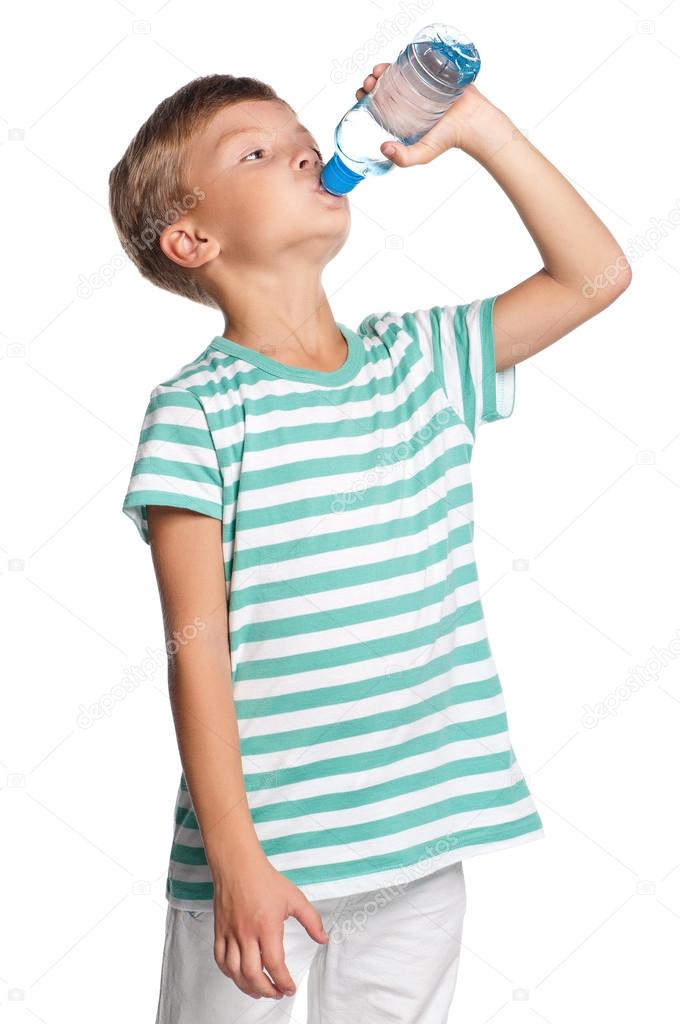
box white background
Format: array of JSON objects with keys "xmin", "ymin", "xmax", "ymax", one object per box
[{"xmin": 3, "ymin": 0, "xmax": 680, "ymax": 1020}]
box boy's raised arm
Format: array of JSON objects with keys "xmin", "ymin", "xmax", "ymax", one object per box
[
  {"xmin": 146, "ymin": 504, "xmax": 328, "ymax": 1001},
  {"xmin": 359, "ymin": 68, "xmax": 632, "ymax": 374},
  {"xmin": 458, "ymin": 93, "xmax": 632, "ymax": 373}
]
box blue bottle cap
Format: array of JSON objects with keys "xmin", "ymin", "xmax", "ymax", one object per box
[{"xmin": 320, "ymin": 153, "xmax": 364, "ymax": 195}]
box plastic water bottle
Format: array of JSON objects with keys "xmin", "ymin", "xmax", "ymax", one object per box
[{"xmin": 320, "ymin": 23, "xmax": 481, "ymax": 196}]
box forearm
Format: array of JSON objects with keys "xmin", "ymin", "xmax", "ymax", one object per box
[
  {"xmin": 460, "ymin": 100, "xmax": 629, "ymax": 295},
  {"xmin": 168, "ymin": 643, "xmax": 266, "ymax": 882}
]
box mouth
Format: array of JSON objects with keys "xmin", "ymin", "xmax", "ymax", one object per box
[{"xmin": 312, "ymin": 177, "xmax": 345, "ymax": 202}]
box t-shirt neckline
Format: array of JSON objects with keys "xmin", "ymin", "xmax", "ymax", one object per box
[{"xmin": 208, "ymin": 322, "xmax": 364, "ymax": 385}]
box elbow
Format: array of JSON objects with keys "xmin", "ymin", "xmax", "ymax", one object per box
[
  {"xmin": 583, "ymin": 252, "xmax": 633, "ymax": 307},
  {"xmin": 612, "ymin": 254, "xmax": 633, "ymax": 296}
]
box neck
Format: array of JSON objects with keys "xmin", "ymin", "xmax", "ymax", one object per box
[{"xmin": 212, "ymin": 261, "xmax": 344, "ymax": 368}]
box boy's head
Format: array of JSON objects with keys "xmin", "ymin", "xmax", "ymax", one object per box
[{"xmin": 108, "ymin": 74, "xmax": 350, "ymax": 312}]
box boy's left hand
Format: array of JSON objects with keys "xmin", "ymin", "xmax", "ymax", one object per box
[{"xmin": 355, "ymin": 63, "xmax": 489, "ymax": 166}]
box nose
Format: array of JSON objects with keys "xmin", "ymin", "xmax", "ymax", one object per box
[{"xmin": 296, "ymin": 145, "xmax": 322, "ymax": 173}]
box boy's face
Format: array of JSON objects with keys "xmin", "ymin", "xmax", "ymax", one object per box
[{"xmin": 184, "ymin": 98, "xmax": 350, "ymax": 273}]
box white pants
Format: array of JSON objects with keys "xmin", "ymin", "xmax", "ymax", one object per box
[{"xmin": 155, "ymin": 859, "xmax": 467, "ymax": 1023}]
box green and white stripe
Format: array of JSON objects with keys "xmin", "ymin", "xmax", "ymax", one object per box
[{"xmin": 123, "ymin": 295, "xmax": 543, "ymax": 909}]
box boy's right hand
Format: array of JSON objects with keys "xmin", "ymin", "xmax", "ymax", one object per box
[
  {"xmin": 356, "ymin": 62, "xmax": 493, "ymax": 162},
  {"xmin": 212, "ymin": 855, "xmax": 329, "ymax": 1000}
]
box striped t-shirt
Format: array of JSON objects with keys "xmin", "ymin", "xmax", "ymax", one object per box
[{"xmin": 123, "ymin": 294, "xmax": 544, "ymax": 910}]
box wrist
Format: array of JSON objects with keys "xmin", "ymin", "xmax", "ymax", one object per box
[
  {"xmin": 208, "ymin": 840, "xmax": 268, "ymax": 883},
  {"xmin": 458, "ymin": 103, "xmax": 517, "ymax": 162},
  {"xmin": 202, "ymin": 810, "xmax": 266, "ymax": 877}
]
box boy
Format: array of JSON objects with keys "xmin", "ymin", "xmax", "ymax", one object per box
[{"xmin": 111, "ymin": 66, "xmax": 630, "ymax": 1023}]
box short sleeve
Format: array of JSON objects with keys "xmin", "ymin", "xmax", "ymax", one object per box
[
  {"xmin": 122, "ymin": 384, "xmax": 224, "ymax": 545},
  {"xmin": 401, "ymin": 294, "xmax": 515, "ymax": 441}
]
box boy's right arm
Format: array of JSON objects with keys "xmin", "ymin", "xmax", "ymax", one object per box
[{"xmin": 146, "ymin": 504, "xmax": 329, "ymax": 1001}]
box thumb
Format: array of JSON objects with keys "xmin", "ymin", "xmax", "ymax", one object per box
[
  {"xmin": 381, "ymin": 136, "xmax": 443, "ymax": 168},
  {"xmin": 288, "ymin": 894, "xmax": 330, "ymax": 945}
]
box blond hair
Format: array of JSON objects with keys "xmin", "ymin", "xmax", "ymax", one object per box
[{"xmin": 108, "ymin": 74, "xmax": 287, "ymax": 308}]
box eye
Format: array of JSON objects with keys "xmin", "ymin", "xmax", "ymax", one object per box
[{"xmin": 241, "ymin": 145, "xmax": 324, "ymax": 163}]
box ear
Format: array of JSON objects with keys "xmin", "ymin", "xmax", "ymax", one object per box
[{"xmin": 159, "ymin": 215, "xmax": 220, "ymax": 270}]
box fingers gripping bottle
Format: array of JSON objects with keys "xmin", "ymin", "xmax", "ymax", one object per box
[{"xmin": 320, "ymin": 23, "xmax": 481, "ymax": 196}]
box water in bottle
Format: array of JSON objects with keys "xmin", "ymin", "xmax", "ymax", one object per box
[{"xmin": 320, "ymin": 23, "xmax": 481, "ymax": 196}]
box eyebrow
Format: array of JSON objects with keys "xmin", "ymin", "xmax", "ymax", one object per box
[{"xmin": 215, "ymin": 124, "xmax": 315, "ymax": 150}]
